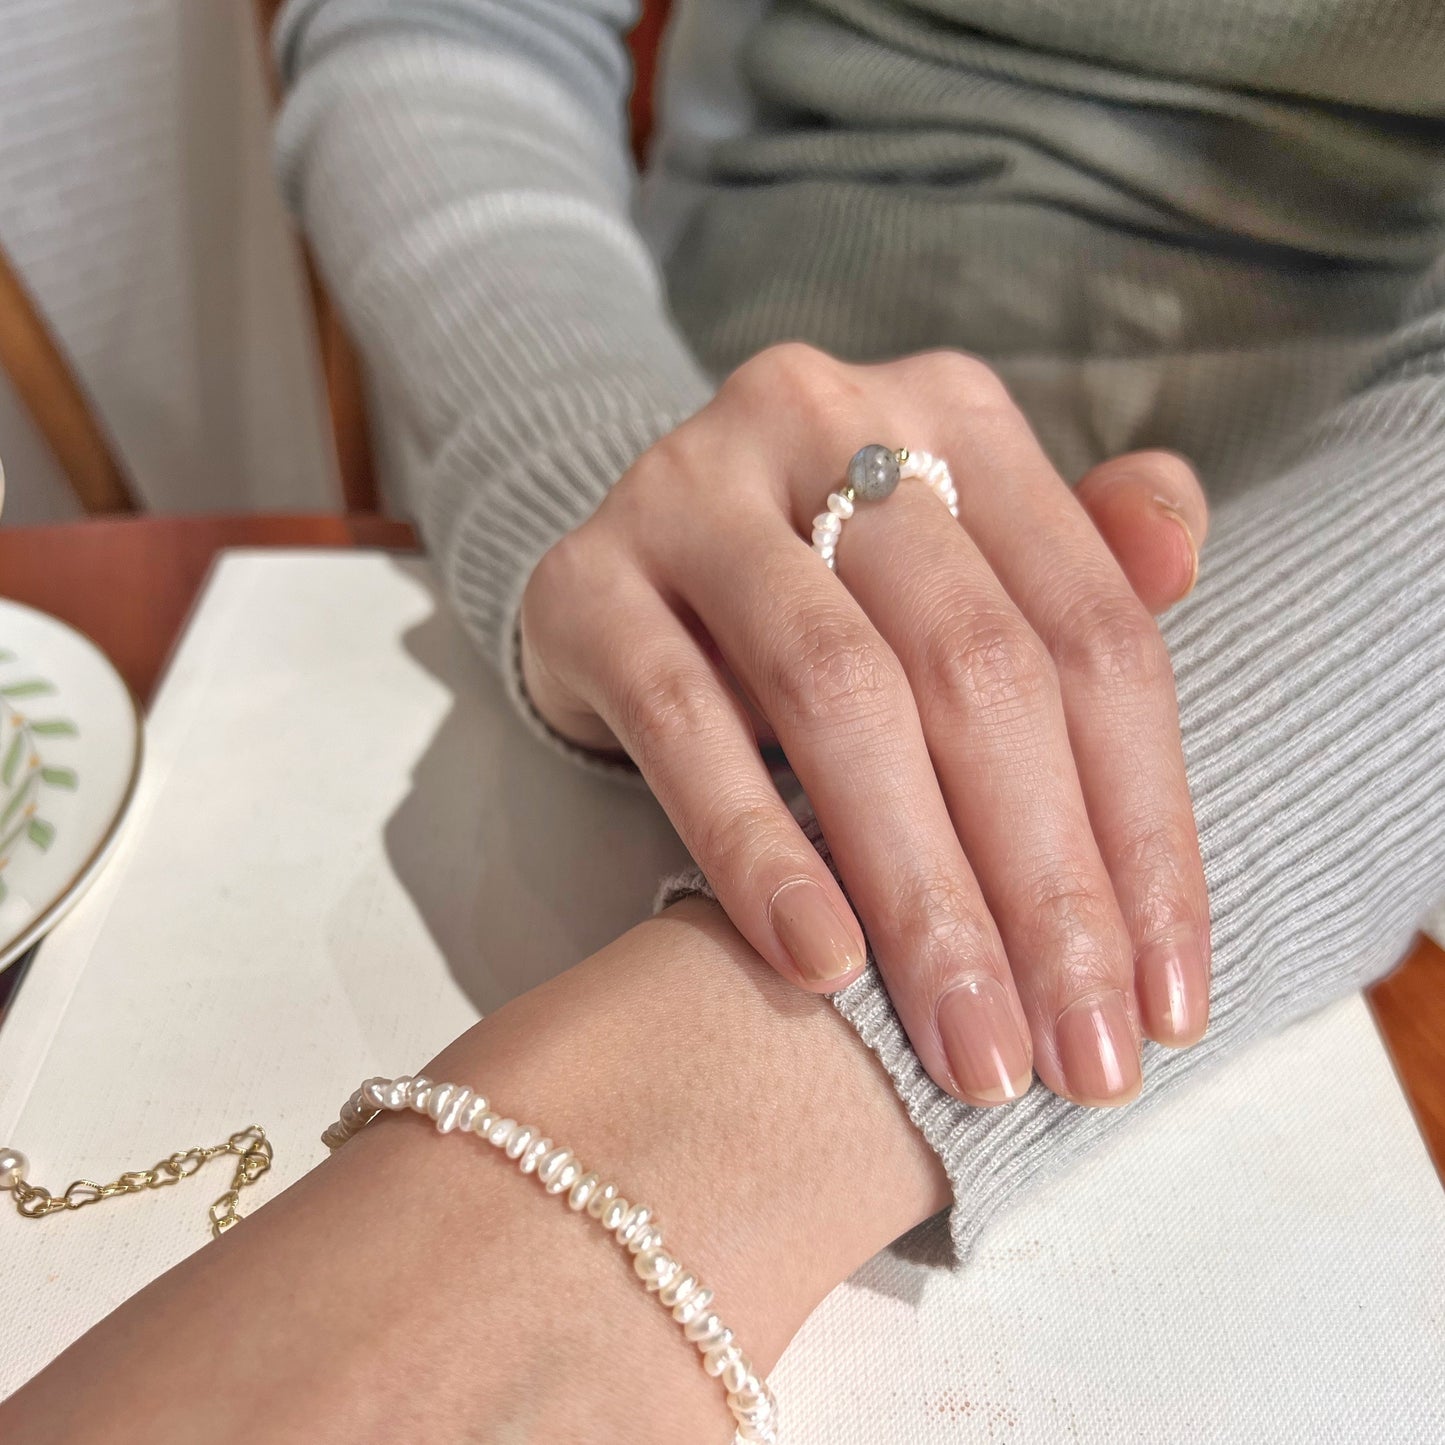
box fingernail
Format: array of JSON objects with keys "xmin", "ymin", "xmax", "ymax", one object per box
[
  {"xmin": 1156, "ymin": 501, "xmax": 1200, "ymax": 594},
  {"xmin": 769, "ymin": 879, "xmax": 865, "ymax": 985},
  {"xmin": 937, "ymin": 978, "xmax": 1033, "ymax": 1104},
  {"xmin": 1056, "ymin": 989, "xmax": 1141, "ymax": 1105},
  {"xmin": 1137, "ymin": 935, "xmax": 1210, "ymax": 1046}
]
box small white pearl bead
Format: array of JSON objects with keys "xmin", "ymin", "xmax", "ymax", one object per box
[
  {"xmin": 458, "ymin": 1095, "xmax": 489, "ymax": 1133},
  {"xmin": 473, "ymin": 1111, "xmax": 498, "ymax": 1137},
  {"xmin": 587, "ymin": 1182, "xmax": 618, "ymax": 1219},
  {"xmin": 737, "ymin": 1418, "xmax": 777, "ymax": 1442},
  {"xmin": 673, "ymin": 1285, "xmax": 713, "ymax": 1324},
  {"xmin": 811, "ymin": 511, "xmax": 841, "ymax": 533},
  {"xmin": 536, "ymin": 1146, "xmax": 572, "ymax": 1186},
  {"xmin": 827, "ymin": 491, "xmax": 854, "ymax": 518},
  {"xmin": 568, "ymin": 1173, "xmax": 599, "ymax": 1211},
  {"xmin": 546, "ymin": 1160, "xmax": 580, "ymax": 1196},
  {"xmin": 634, "ymin": 1246, "xmax": 677, "ymax": 1288},
  {"xmin": 705, "ymin": 1342, "xmax": 742, "ymax": 1378},
  {"xmin": 601, "ymin": 1196, "xmax": 629, "ymax": 1231},
  {"xmin": 425, "ymin": 1081, "xmax": 455, "ymax": 1119},
  {"xmin": 435, "ymin": 1086, "xmax": 472, "ymax": 1133},
  {"xmin": 733, "ymin": 1392, "xmax": 775, "ymax": 1425},
  {"xmin": 501, "ymin": 1122, "xmax": 532, "ymax": 1156},
  {"xmin": 684, "ymin": 1310, "xmax": 726, "ymax": 1345},
  {"xmin": 659, "ymin": 1270, "xmax": 698, "ymax": 1308},
  {"xmin": 615, "ymin": 1203, "xmax": 651, "ymax": 1244},
  {"xmin": 723, "ymin": 1357, "xmax": 752, "ymax": 1394},
  {"xmin": 0, "ymin": 1148, "xmax": 29, "ymax": 1189},
  {"xmin": 381, "ymin": 1078, "xmax": 410, "ymax": 1110},
  {"xmin": 518, "ymin": 1137, "xmax": 550, "ymax": 1174},
  {"xmin": 628, "ymin": 1223, "xmax": 664, "ymax": 1255},
  {"xmin": 360, "ymin": 1078, "xmax": 388, "ymax": 1108}
]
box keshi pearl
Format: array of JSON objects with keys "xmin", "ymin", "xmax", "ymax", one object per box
[
  {"xmin": 488, "ymin": 1117, "xmax": 518, "ymax": 1148},
  {"xmin": 504, "ymin": 1124, "xmax": 534, "ymax": 1158},
  {"xmin": 705, "ymin": 1342, "xmax": 741, "ymax": 1378},
  {"xmin": 546, "ymin": 1161, "xmax": 580, "ymax": 1196},
  {"xmin": 628, "ymin": 1223, "xmax": 663, "ymax": 1256},
  {"xmin": 360, "ymin": 1078, "xmax": 387, "ymax": 1108},
  {"xmin": 473, "ymin": 1111, "xmax": 498, "ymax": 1137},
  {"xmin": 587, "ymin": 1183, "xmax": 618, "ymax": 1219},
  {"xmin": 684, "ymin": 1311, "xmax": 726, "ymax": 1345},
  {"xmin": 634, "ymin": 1247, "xmax": 676, "ymax": 1286},
  {"xmin": 435, "ymin": 1086, "xmax": 472, "ymax": 1133},
  {"xmin": 673, "ymin": 1286, "xmax": 713, "ymax": 1324},
  {"xmin": 730, "ymin": 1371, "xmax": 763, "ymax": 1403},
  {"xmin": 425, "ymin": 1082, "xmax": 455, "ymax": 1119},
  {"xmin": 659, "ymin": 1271, "xmax": 698, "ymax": 1308},
  {"xmin": 734, "ymin": 1395, "xmax": 774, "ymax": 1426},
  {"xmin": 406, "ymin": 1077, "xmax": 435, "ymax": 1112},
  {"xmin": 568, "ymin": 1173, "xmax": 599, "ymax": 1211},
  {"xmin": 458, "ymin": 1095, "xmax": 488, "ymax": 1133},
  {"xmin": 601, "ymin": 1197, "xmax": 629, "ymax": 1231},
  {"xmin": 0, "ymin": 1148, "xmax": 28, "ymax": 1189},
  {"xmin": 537, "ymin": 1146, "xmax": 572, "ymax": 1185},
  {"xmin": 381, "ymin": 1078, "xmax": 410, "ymax": 1109},
  {"xmin": 519, "ymin": 1137, "xmax": 550, "ymax": 1173},
  {"xmin": 827, "ymin": 491, "xmax": 854, "ymax": 518},
  {"xmin": 723, "ymin": 1358, "xmax": 752, "ymax": 1395},
  {"xmin": 738, "ymin": 1420, "xmax": 776, "ymax": 1443},
  {"xmin": 615, "ymin": 1204, "xmax": 651, "ymax": 1244},
  {"xmin": 846, "ymin": 443, "xmax": 900, "ymax": 501},
  {"xmin": 811, "ymin": 511, "xmax": 840, "ymax": 533}
]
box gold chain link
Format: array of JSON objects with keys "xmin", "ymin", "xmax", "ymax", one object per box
[{"xmin": 9, "ymin": 1127, "xmax": 272, "ymax": 1239}]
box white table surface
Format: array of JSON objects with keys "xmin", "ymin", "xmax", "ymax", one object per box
[{"xmin": 2, "ymin": 552, "xmax": 1442, "ymax": 1440}]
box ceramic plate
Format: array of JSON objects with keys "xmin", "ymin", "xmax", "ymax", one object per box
[{"xmin": 0, "ymin": 600, "xmax": 142, "ymax": 973}]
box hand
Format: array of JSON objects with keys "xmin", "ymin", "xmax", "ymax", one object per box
[{"xmin": 520, "ymin": 344, "xmax": 1210, "ymax": 1108}]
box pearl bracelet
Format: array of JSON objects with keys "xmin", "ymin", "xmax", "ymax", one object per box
[{"xmin": 324, "ymin": 1075, "xmax": 779, "ymax": 1444}]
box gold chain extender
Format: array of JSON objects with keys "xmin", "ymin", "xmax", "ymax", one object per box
[{"xmin": 8, "ymin": 1128, "xmax": 272, "ymax": 1237}]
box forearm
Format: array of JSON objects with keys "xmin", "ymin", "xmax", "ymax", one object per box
[
  {"xmin": 274, "ymin": 4, "xmax": 712, "ymax": 690},
  {"xmin": 1, "ymin": 898, "xmax": 946, "ymax": 1443}
]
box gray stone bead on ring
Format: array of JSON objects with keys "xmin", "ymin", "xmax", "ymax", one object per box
[{"xmin": 846, "ymin": 444, "xmax": 901, "ymax": 502}]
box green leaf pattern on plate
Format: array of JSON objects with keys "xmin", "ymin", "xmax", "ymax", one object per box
[{"xmin": 0, "ymin": 657, "xmax": 80, "ymax": 886}]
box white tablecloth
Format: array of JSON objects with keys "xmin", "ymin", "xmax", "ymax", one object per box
[{"xmin": 2, "ymin": 553, "xmax": 1442, "ymax": 1439}]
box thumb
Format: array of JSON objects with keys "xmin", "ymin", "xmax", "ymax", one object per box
[{"xmin": 1074, "ymin": 450, "xmax": 1208, "ymax": 615}]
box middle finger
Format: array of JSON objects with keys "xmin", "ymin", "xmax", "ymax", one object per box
[{"xmin": 842, "ymin": 478, "xmax": 1143, "ymax": 1105}]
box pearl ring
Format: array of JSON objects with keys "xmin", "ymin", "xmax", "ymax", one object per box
[{"xmin": 811, "ymin": 444, "xmax": 959, "ymax": 570}]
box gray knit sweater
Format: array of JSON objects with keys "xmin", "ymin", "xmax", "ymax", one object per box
[{"xmin": 274, "ymin": 0, "xmax": 1445, "ymax": 1258}]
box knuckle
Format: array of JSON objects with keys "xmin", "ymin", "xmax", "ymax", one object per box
[
  {"xmin": 616, "ymin": 666, "xmax": 724, "ymax": 769},
  {"xmin": 927, "ymin": 608, "xmax": 1056, "ymax": 717},
  {"xmin": 766, "ymin": 603, "xmax": 904, "ymax": 731},
  {"xmin": 1054, "ymin": 591, "xmax": 1170, "ymax": 690},
  {"xmin": 1025, "ymin": 871, "xmax": 1127, "ymax": 988},
  {"xmin": 888, "ymin": 871, "xmax": 1000, "ymax": 992},
  {"xmin": 910, "ymin": 348, "xmax": 1014, "ymax": 411},
  {"xmin": 522, "ymin": 529, "xmax": 606, "ymax": 644},
  {"xmin": 725, "ymin": 342, "xmax": 857, "ymax": 429},
  {"xmin": 1113, "ymin": 817, "xmax": 1208, "ymax": 932},
  {"xmin": 694, "ymin": 800, "xmax": 797, "ymax": 891},
  {"xmin": 612, "ymin": 433, "xmax": 697, "ymax": 516}
]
